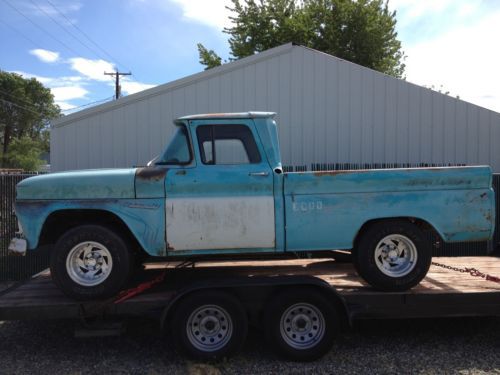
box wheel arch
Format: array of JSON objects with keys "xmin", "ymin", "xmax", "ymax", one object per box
[
  {"xmin": 353, "ymin": 217, "xmax": 442, "ymax": 250},
  {"xmin": 39, "ymin": 209, "xmax": 148, "ymax": 258}
]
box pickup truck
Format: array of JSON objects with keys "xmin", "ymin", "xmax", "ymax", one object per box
[{"xmin": 10, "ymin": 112, "xmax": 495, "ymax": 300}]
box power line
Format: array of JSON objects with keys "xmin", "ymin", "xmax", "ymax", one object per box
[
  {"xmin": 29, "ymin": 0, "xmax": 104, "ymax": 61},
  {"xmin": 0, "ymin": 18, "xmax": 40, "ymax": 48},
  {"xmin": 61, "ymin": 96, "xmax": 113, "ymax": 112},
  {"xmin": 0, "ymin": 88, "xmax": 41, "ymax": 109},
  {"xmin": 2, "ymin": 0, "xmax": 83, "ymax": 57},
  {"xmin": 0, "ymin": 98, "xmax": 43, "ymax": 116},
  {"xmin": 0, "ymin": 88, "xmax": 113, "ymax": 114},
  {"xmin": 45, "ymin": 0, "xmax": 133, "ymax": 74}
]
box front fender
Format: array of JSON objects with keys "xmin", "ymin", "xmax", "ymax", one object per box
[{"xmin": 15, "ymin": 199, "xmax": 166, "ymax": 256}]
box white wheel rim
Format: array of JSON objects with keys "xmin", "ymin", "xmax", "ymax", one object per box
[
  {"xmin": 186, "ymin": 305, "xmax": 233, "ymax": 352},
  {"xmin": 374, "ymin": 234, "xmax": 418, "ymax": 277},
  {"xmin": 280, "ymin": 303, "xmax": 326, "ymax": 350},
  {"xmin": 66, "ymin": 241, "xmax": 113, "ymax": 286}
]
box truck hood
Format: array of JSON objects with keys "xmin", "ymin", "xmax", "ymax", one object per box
[{"xmin": 17, "ymin": 169, "xmax": 137, "ymax": 200}]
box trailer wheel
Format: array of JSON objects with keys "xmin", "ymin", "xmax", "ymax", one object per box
[
  {"xmin": 170, "ymin": 290, "xmax": 248, "ymax": 360},
  {"xmin": 264, "ymin": 288, "xmax": 339, "ymax": 361},
  {"xmin": 354, "ymin": 220, "xmax": 432, "ymax": 291},
  {"xmin": 50, "ymin": 225, "xmax": 132, "ymax": 300}
]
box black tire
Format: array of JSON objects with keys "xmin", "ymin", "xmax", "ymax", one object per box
[
  {"xmin": 264, "ymin": 288, "xmax": 339, "ymax": 361},
  {"xmin": 170, "ymin": 290, "xmax": 248, "ymax": 360},
  {"xmin": 354, "ymin": 220, "xmax": 432, "ymax": 291},
  {"xmin": 50, "ymin": 225, "xmax": 132, "ymax": 300}
]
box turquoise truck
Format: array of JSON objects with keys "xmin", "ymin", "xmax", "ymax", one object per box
[{"xmin": 10, "ymin": 112, "xmax": 495, "ymax": 302}]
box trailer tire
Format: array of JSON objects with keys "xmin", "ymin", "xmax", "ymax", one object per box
[
  {"xmin": 264, "ymin": 288, "xmax": 339, "ymax": 361},
  {"xmin": 50, "ymin": 225, "xmax": 132, "ymax": 300},
  {"xmin": 170, "ymin": 290, "xmax": 248, "ymax": 360},
  {"xmin": 354, "ymin": 220, "xmax": 432, "ymax": 291}
]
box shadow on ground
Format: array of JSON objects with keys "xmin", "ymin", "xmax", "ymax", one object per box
[{"xmin": 0, "ymin": 316, "xmax": 499, "ymax": 374}]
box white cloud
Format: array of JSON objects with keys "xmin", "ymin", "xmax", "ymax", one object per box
[
  {"xmin": 401, "ymin": 7, "xmax": 500, "ymax": 113},
  {"xmin": 29, "ymin": 49, "xmax": 60, "ymax": 63},
  {"xmin": 50, "ymin": 86, "xmax": 88, "ymax": 101},
  {"xmin": 389, "ymin": 0, "xmax": 457, "ymax": 23},
  {"xmin": 68, "ymin": 57, "xmax": 115, "ymax": 81},
  {"xmin": 120, "ymin": 80, "xmax": 156, "ymax": 95},
  {"xmin": 55, "ymin": 101, "xmax": 77, "ymax": 111},
  {"xmin": 169, "ymin": 0, "xmax": 232, "ymax": 29},
  {"xmin": 12, "ymin": 71, "xmax": 83, "ymax": 87},
  {"xmin": 27, "ymin": 1, "xmax": 82, "ymax": 25}
]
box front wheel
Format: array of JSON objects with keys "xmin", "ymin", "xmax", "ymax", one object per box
[
  {"xmin": 50, "ymin": 225, "xmax": 132, "ymax": 300},
  {"xmin": 354, "ymin": 221, "xmax": 432, "ymax": 291}
]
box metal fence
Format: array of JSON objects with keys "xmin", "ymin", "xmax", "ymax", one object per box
[
  {"xmin": 0, "ymin": 167, "xmax": 499, "ymax": 282},
  {"xmin": 1, "ymin": 173, "xmax": 51, "ymax": 282}
]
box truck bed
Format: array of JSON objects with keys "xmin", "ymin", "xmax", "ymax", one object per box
[{"xmin": 1, "ymin": 257, "xmax": 500, "ymax": 321}]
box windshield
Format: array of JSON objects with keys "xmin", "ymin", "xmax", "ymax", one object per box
[{"xmin": 156, "ymin": 125, "xmax": 191, "ymax": 165}]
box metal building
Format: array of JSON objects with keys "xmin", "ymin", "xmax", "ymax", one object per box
[{"xmin": 51, "ymin": 43, "xmax": 500, "ymax": 172}]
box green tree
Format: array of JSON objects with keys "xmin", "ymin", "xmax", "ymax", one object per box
[
  {"xmin": 0, "ymin": 71, "xmax": 60, "ymax": 168},
  {"xmin": 197, "ymin": 43, "xmax": 223, "ymax": 70},
  {"xmin": 198, "ymin": 0, "xmax": 405, "ymax": 78},
  {"xmin": 5, "ymin": 136, "xmax": 44, "ymax": 171}
]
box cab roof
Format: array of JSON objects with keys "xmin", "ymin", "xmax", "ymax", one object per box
[{"xmin": 175, "ymin": 112, "xmax": 276, "ymax": 123}]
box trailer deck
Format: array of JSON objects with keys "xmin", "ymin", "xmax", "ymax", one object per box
[{"xmin": 1, "ymin": 256, "xmax": 500, "ymax": 322}]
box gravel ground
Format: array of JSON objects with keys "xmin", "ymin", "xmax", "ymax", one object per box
[{"xmin": 0, "ymin": 316, "xmax": 499, "ymax": 374}]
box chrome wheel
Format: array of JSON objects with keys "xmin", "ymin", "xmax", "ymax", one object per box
[
  {"xmin": 65, "ymin": 241, "xmax": 113, "ymax": 286},
  {"xmin": 186, "ymin": 305, "xmax": 233, "ymax": 352},
  {"xmin": 280, "ymin": 303, "xmax": 326, "ymax": 350},
  {"xmin": 374, "ymin": 234, "xmax": 418, "ymax": 277}
]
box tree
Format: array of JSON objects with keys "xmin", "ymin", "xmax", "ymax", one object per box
[
  {"xmin": 197, "ymin": 43, "xmax": 223, "ymax": 70},
  {"xmin": 0, "ymin": 71, "xmax": 60, "ymax": 168},
  {"xmin": 197, "ymin": 0, "xmax": 405, "ymax": 78},
  {"xmin": 5, "ymin": 136, "xmax": 44, "ymax": 171}
]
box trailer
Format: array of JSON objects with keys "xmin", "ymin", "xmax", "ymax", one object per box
[{"xmin": 1, "ymin": 256, "xmax": 500, "ymax": 361}]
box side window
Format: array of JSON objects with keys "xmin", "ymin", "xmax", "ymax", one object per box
[{"xmin": 196, "ymin": 125, "xmax": 261, "ymax": 165}]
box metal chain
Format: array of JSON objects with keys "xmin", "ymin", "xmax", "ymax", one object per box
[{"xmin": 431, "ymin": 261, "xmax": 500, "ymax": 283}]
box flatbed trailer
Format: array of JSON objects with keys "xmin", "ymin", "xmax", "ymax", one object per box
[{"xmin": 1, "ymin": 256, "xmax": 500, "ymax": 360}]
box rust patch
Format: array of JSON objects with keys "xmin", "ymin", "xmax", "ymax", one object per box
[
  {"xmin": 135, "ymin": 167, "xmax": 168, "ymax": 182},
  {"xmin": 167, "ymin": 242, "xmax": 175, "ymax": 250},
  {"xmin": 312, "ymin": 170, "xmax": 352, "ymax": 177}
]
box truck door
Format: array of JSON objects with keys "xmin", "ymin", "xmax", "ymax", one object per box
[{"xmin": 165, "ymin": 120, "xmax": 276, "ymax": 253}]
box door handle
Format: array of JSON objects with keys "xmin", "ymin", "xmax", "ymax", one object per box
[{"xmin": 249, "ymin": 172, "xmax": 269, "ymax": 177}]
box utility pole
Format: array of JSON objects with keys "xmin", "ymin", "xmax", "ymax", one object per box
[{"xmin": 104, "ymin": 71, "xmax": 132, "ymax": 99}]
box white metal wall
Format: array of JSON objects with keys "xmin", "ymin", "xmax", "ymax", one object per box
[{"xmin": 51, "ymin": 44, "xmax": 500, "ymax": 172}]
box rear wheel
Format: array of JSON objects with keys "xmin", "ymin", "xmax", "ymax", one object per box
[
  {"xmin": 264, "ymin": 288, "xmax": 339, "ymax": 361},
  {"xmin": 170, "ymin": 290, "xmax": 248, "ymax": 360},
  {"xmin": 354, "ymin": 220, "xmax": 432, "ymax": 291},
  {"xmin": 50, "ymin": 225, "xmax": 132, "ymax": 300}
]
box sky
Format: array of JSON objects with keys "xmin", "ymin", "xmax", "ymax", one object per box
[{"xmin": 0, "ymin": 0, "xmax": 499, "ymax": 114}]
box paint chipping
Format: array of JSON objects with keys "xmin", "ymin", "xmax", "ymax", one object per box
[
  {"xmin": 312, "ymin": 170, "xmax": 351, "ymax": 177},
  {"xmin": 135, "ymin": 167, "xmax": 168, "ymax": 182}
]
